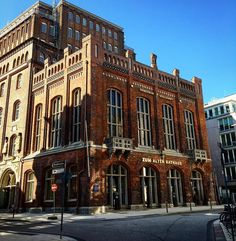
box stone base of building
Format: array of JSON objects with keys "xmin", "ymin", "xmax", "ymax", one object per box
[
  {"xmin": 129, "ymin": 204, "xmax": 145, "ymax": 210},
  {"xmin": 78, "ymin": 206, "xmax": 106, "ymax": 214},
  {"xmin": 185, "ymin": 202, "xmax": 196, "ymax": 207},
  {"xmin": 28, "ymin": 207, "xmax": 43, "ymax": 213},
  {"xmin": 208, "ymin": 201, "xmax": 217, "ymax": 206},
  {"xmin": 160, "ymin": 203, "xmax": 174, "ymax": 208}
]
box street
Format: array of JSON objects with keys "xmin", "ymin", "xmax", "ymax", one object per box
[{"xmin": 0, "ymin": 211, "xmax": 220, "ymax": 241}]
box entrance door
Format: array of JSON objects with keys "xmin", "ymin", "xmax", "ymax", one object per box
[{"xmin": 0, "ymin": 171, "xmax": 16, "ymax": 209}]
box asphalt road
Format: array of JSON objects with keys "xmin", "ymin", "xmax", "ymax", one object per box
[{"xmin": 0, "ymin": 212, "xmax": 220, "ymax": 241}]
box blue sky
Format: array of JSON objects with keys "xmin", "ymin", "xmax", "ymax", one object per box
[{"xmin": 1, "ymin": 0, "xmax": 235, "ymax": 103}]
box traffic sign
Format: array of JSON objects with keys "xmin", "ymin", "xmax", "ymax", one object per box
[
  {"xmin": 52, "ymin": 168, "xmax": 65, "ymax": 174},
  {"xmin": 51, "ymin": 183, "xmax": 58, "ymax": 192}
]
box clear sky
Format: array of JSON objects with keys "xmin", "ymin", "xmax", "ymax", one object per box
[{"xmin": 0, "ymin": 0, "xmax": 235, "ymax": 104}]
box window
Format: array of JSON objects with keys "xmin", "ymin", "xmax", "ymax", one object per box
[
  {"xmin": 72, "ymin": 89, "xmax": 81, "ymax": 142},
  {"xmin": 82, "ymin": 18, "xmax": 87, "ymax": 26},
  {"xmin": 49, "ymin": 25, "xmax": 55, "ymax": 36},
  {"xmin": 214, "ymin": 107, "xmax": 219, "ymax": 116},
  {"xmin": 226, "ymin": 167, "xmax": 236, "ymax": 181},
  {"xmin": 68, "ymin": 166, "xmax": 77, "ymax": 200},
  {"xmin": 10, "ymin": 135, "xmax": 17, "ymax": 156},
  {"xmin": 96, "ymin": 24, "xmax": 100, "ymax": 32},
  {"xmin": 114, "ymin": 46, "xmax": 118, "ymax": 54},
  {"xmin": 75, "ymin": 30, "xmax": 80, "ymax": 41},
  {"xmin": 226, "ymin": 105, "xmax": 230, "ymax": 113},
  {"xmin": 16, "ymin": 74, "xmax": 22, "ymax": 89},
  {"xmin": 67, "ymin": 27, "xmax": 73, "ymax": 39},
  {"xmin": 50, "ymin": 96, "xmax": 62, "ymax": 147},
  {"xmin": 103, "ymin": 41, "xmax": 107, "ymax": 49},
  {"xmin": 108, "ymin": 29, "xmax": 112, "ymax": 37},
  {"xmin": 25, "ymin": 172, "xmax": 34, "ymax": 202},
  {"xmin": 0, "ymin": 83, "xmax": 5, "ymax": 97},
  {"xmin": 68, "ymin": 12, "xmax": 73, "ymax": 21},
  {"xmin": 114, "ymin": 32, "xmax": 118, "ymax": 40},
  {"xmin": 13, "ymin": 100, "xmax": 20, "ymax": 121},
  {"xmin": 108, "ymin": 43, "xmax": 112, "ymax": 51},
  {"xmin": 95, "ymin": 44, "xmax": 98, "ymax": 58},
  {"xmin": 184, "ymin": 110, "xmax": 196, "ymax": 150},
  {"xmin": 162, "ymin": 104, "xmax": 176, "ymax": 149},
  {"xmin": 0, "ymin": 108, "xmax": 2, "ymax": 126},
  {"xmin": 219, "ymin": 116, "xmax": 234, "ymax": 131},
  {"xmin": 137, "ymin": 97, "xmax": 151, "ymax": 146},
  {"xmin": 82, "ymin": 33, "xmax": 86, "ymax": 38},
  {"xmin": 191, "ymin": 170, "xmax": 204, "ymax": 205},
  {"xmin": 102, "ymin": 26, "xmax": 106, "ymax": 35},
  {"xmin": 41, "ymin": 22, "xmax": 47, "ymax": 33},
  {"xmin": 39, "ymin": 52, "xmax": 45, "ymax": 63},
  {"xmin": 107, "ymin": 89, "xmax": 123, "ymax": 137},
  {"xmin": 76, "ymin": 15, "xmax": 80, "ymax": 24},
  {"xmin": 34, "ymin": 104, "xmax": 42, "ymax": 151},
  {"xmin": 209, "ymin": 109, "xmax": 213, "ymax": 117},
  {"xmin": 89, "ymin": 21, "xmax": 94, "ymax": 30},
  {"xmin": 220, "ymin": 105, "xmax": 224, "ymax": 115},
  {"xmin": 44, "ymin": 169, "xmax": 54, "ymax": 201},
  {"xmin": 220, "ymin": 132, "xmax": 236, "ymax": 147}
]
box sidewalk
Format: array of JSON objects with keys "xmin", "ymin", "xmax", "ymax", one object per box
[{"xmin": 0, "ymin": 205, "xmax": 226, "ymax": 241}]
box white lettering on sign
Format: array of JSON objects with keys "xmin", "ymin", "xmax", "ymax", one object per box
[{"xmin": 142, "ymin": 158, "xmax": 182, "ymax": 166}]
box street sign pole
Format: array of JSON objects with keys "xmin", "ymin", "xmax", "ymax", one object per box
[{"xmin": 60, "ymin": 160, "xmax": 66, "ymax": 240}]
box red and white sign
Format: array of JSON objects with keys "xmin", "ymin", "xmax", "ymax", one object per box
[{"xmin": 51, "ymin": 183, "xmax": 58, "ymax": 192}]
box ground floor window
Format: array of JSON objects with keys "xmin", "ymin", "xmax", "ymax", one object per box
[
  {"xmin": 191, "ymin": 170, "xmax": 204, "ymax": 205},
  {"xmin": 25, "ymin": 172, "xmax": 35, "ymax": 202},
  {"xmin": 106, "ymin": 164, "xmax": 128, "ymax": 209},
  {"xmin": 140, "ymin": 166, "xmax": 158, "ymax": 207},
  {"xmin": 68, "ymin": 166, "xmax": 77, "ymax": 200},
  {"xmin": 44, "ymin": 169, "xmax": 54, "ymax": 201},
  {"xmin": 167, "ymin": 169, "xmax": 183, "ymax": 206}
]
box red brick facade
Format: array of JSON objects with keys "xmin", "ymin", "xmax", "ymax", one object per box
[{"xmin": 0, "ymin": 1, "xmax": 214, "ymax": 213}]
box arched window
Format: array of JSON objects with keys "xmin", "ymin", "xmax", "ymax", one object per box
[
  {"xmin": 39, "ymin": 52, "xmax": 45, "ymax": 63},
  {"xmin": 191, "ymin": 170, "xmax": 204, "ymax": 205},
  {"xmin": 106, "ymin": 164, "xmax": 128, "ymax": 208},
  {"xmin": 167, "ymin": 169, "xmax": 183, "ymax": 206},
  {"xmin": 50, "ymin": 96, "xmax": 62, "ymax": 147},
  {"xmin": 68, "ymin": 166, "xmax": 77, "ymax": 200},
  {"xmin": 25, "ymin": 172, "xmax": 35, "ymax": 202},
  {"xmin": 25, "ymin": 52, "xmax": 29, "ymax": 62},
  {"xmin": 13, "ymin": 59, "xmax": 16, "ymax": 68},
  {"xmin": 0, "ymin": 108, "xmax": 3, "ymax": 126},
  {"xmin": 0, "ymin": 82, "xmax": 5, "ymax": 97},
  {"xmin": 107, "ymin": 89, "xmax": 123, "ymax": 137},
  {"xmin": 16, "ymin": 74, "xmax": 22, "ymax": 89},
  {"xmin": 72, "ymin": 89, "xmax": 81, "ymax": 142},
  {"xmin": 13, "ymin": 100, "xmax": 20, "ymax": 121},
  {"xmin": 162, "ymin": 104, "xmax": 176, "ymax": 149},
  {"xmin": 44, "ymin": 169, "xmax": 54, "ymax": 201},
  {"xmin": 137, "ymin": 97, "xmax": 152, "ymax": 146},
  {"xmin": 184, "ymin": 110, "xmax": 196, "ymax": 150},
  {"xmin": 34, "ymin": 104, "xmax": 42, "ymax": 151},
  {"xmin": 140, "ymin": 166, "xmax": 158, "ymax": 207},
  {"xmin": 10, "ymin": 135, "xmax": 17, "ymax": 156}
]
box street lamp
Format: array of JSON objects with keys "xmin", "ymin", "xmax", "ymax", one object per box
[{"xmin": 218, "ymin": 142, "xmax": 235, "ymax": 241}]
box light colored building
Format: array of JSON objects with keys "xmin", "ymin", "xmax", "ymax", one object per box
[{"xmin": 205, "ymin": 94, "xmax": 236, "ymax": 203}]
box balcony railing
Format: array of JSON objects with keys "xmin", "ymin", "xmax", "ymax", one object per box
[{"xmin": 188, "ymin": 149, "xmax": 207, "ymax": 163}]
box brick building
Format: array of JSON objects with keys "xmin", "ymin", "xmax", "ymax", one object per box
[{"xmin": 0, "ymin": 0, "xmax": 214, "ymax": 213}]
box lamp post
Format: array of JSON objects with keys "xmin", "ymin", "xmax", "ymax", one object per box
[{"xmin": 218, "ymin": 143, "xmax": 235, "ymax": 241}]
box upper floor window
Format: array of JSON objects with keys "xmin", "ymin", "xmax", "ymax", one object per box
[
  {"xmin": 41, "ymin": 22, "xmax": 47, "ymax": 33},
  {"xmin": 16, "ymin": 74, "xmax": 22, "ymax": 89},
  {"xmin": 34, "ymin": 104, "xmax": 42, "ymax": 151},
  {"xmin": 184, "ymin": 110, "xmax": 196, "ymax": 150},
  {"xmin": 96, "ymin": 24, "xmax": 100, "ymax": 32},
  {"xmin": 137, "ymin": 97, "xmax": 151, "ymax": 146},
  {"xmin": 226, "ymin": 105, "xmax": 230, "ymax": 113},
  {"xmin": 0, "ymin": 82, "xmax": 5, "ymax": 97},
  {"xmin": 114, "ymin": 32, "xmax": 118, "ymax": 40},
  {"xmin": 68, "ymin": 12, "xmax": 74, "ymax": 21},
  {"xmin": 103, "ymin": 41, "xmax": 107, "ymax": 49},
  {"xmin": 102, "ymin": 26, "xmax": 106, "ymax": 35},
  {"xmin": 107, "ymin": 89, "xmax": 123, "ymax": 137},
  {"xmin": 162, "ymin": 104, "xmax": 176, "ymax": 150},
  {"xmin": 13, "ymin": 100, "xmax": 20, "ymax": 121},
  {"xmin": 49, "ymin": 25, "xmax": 55, "ymax": 36},
  {"xmin": 219, "ymin": 116, "xmax": 234, "ymax": 132},
  {"xmin": 10, "ymin": 135, "xmax": 17, "ymax": 156},
  {"xmin": 67, "ymin": 28, "xmax": 73, "ymax": 39},
  {"xmin": 108, "ymin": 43, "xmax": 112, "ymax": 51},
  {"xmin": 75, "ymin": 30, "xmax": 80, "ymax": 41},
  {"xmin": 82, "ymin": 18, "xmax": 87, "ymax": 26},
  {"xmin": 0, "ymin": 108, "xmax": 2, "ymax": 126},
  {"xmin": 108, "ymin": 29, "xmax": 112, "ymax": 37},
  {"xmin": 50, "ymin": 96, "xmax": 62, "ymax": 147},
  {"xmin": 89, "ymin": 21, "xmax": 94, "ymax": 30},
  {"xmin": 114, "ymin": 46, "xmax": 118, "ymax": 54},
  {"xmin": 209, "ymin": 109, "xmax": 213, "ymax": 117},
  {"xmin": 214, "ymin": 107, "xmax": 219, "ymax": 116},
  {"xmin": 220, "ymin": 105, "xmax": 224, "ymax": 115},
  {"xmin": 72, "ymin": 89, "xmax": 81, "ymax": 142},
  {"xmin": 221, "ymin": 132, "xmax": 236, "ymax": 147},
  {"xmin": 76, "ymin": 15, "xmax": 80, "ymax": 24},
  {"xmin": 39, "ymin": 52, "xmax": 45, "ymax": 63}
]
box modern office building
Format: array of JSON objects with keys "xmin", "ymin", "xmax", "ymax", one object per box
[
  {"xmin": 0, "ymin": 0, "xmax": 214, "ymax": 213},
  {"xmin": 205, "ymin": 94, "xmax": 236, "ymax": 203}
]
